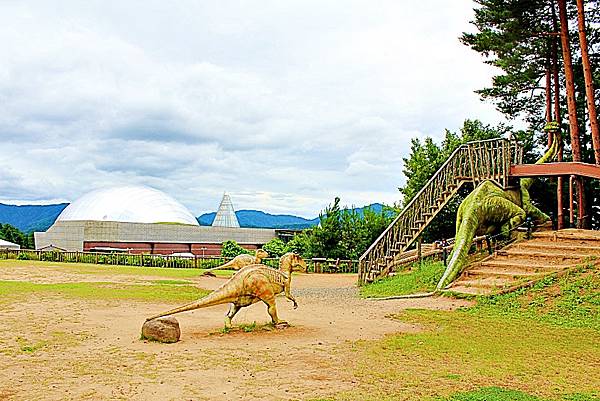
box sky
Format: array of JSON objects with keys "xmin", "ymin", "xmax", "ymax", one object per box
[{"xmin": 0, "ymin": 0, "xmax": 509, "ymax": 218}]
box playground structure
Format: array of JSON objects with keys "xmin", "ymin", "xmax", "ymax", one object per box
[{"xmin": 358, "ymin": 136, "xmax": 600, "ymax": 289}]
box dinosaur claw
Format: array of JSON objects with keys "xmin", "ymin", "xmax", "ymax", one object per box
[{"xmin": 293, "ymin": 303, "xmax": 298, "ymax": 309}]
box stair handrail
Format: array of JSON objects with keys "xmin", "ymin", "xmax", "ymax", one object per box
[
  {"xmin": 360, "ymin": 138, "xmax": 513, "ymax": 262},
  {"xmin": 359, "ymin": 137, "xmax": 522, "ymax": 283}
]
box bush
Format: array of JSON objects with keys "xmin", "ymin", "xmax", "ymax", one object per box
[
  {"xmin": 221, "ymin": 240, "xmax": 252, "ymax": 257},
  {"xmin": 262, "ymin": 238, "xmax": 287, "ymax": 258},
  {"xmin": 16, "ymin": 252, "xmax": 34, "ymax": 260}
]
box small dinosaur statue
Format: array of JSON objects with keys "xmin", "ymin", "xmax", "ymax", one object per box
[
  {"xmin": 436, "ymin": 132, "xmax": 559, "ymax": 290},
  {"xmin": 147, "ymin": 252, "xmax": 307, "ymax": 327},
  {"xmin": 202, "ymin": 249, "xmax": 269, "ymax": 276}
]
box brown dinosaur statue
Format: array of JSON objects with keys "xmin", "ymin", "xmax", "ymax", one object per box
[
  {"xmin": 147, "ymin": 252, "xmax": 307, "ymax": 327},
  {"xmin": 202, "ymin": 248, "xmax": 269, "ymax": 276}
]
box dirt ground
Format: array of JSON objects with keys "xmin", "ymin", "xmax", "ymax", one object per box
[{"xmin": 0, "ymin": 264, "xmax": 471, "ymax": 401}]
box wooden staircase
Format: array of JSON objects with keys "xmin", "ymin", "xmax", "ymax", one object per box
[
  {"xmin": 358, "ymin": 138, "xmax": 522, "ymax": 284},
  {"xmin": 446, "ymin": 229, "xmax": 600, "ymax": 295}
]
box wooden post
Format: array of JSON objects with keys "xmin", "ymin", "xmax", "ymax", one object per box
[
  {"xmin": 552, "ymin": 6, "xmax": 564, "ymax": 230},
  {"xmin": 569, "ymin": 175, "xmax": 575, "ymax": 227},
  {"xmin": 558, "ymin": 0, "xmax": 585, "ymax": 228},
  {"xmin": 576, "ymin": 0, "xmax": 600, "ymax": 165},
  {"xmin": 416, "ymin": 237, "xmax": 422, "ymax": 267}
]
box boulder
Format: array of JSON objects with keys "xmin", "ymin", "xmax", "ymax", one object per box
[{"xmin": 141, "ymin": 316, "xmax": 180, "ymax": 343}]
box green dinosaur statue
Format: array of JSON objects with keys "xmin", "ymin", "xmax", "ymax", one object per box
[
  {"xmin": 436, "ymin": 134, "xmax": 559, "ymax": 290},
  {"xmin": 147, "ymin": 252, "xmax": 307, "ymax": 327},
  {"xmin": 202, "ymin": 248, "xmax": 269, "ymax": 276}
]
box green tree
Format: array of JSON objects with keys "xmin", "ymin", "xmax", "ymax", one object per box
[
  {"xmin": 0, "ymin": 223, "xmax": 32, "ymax": 249},
  {"xmin": 284, "ymin": 231, "xmax": 312, "ymax": 258},
  {"xmin": 297, "ymin": 198, "xmax": 396, "ymax": 259},
  {"xmin": 461, "ymin": 0, "xmax": 600, "ymax": 228},
  {"xmin": 220, "ymin": 240, "xmax": 251, "ymax": 257},
  {"xmin": 262, "ymin": 238, "xmax": 287, "ymax": 258}
]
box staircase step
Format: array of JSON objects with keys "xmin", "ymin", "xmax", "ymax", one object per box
[
  {"xmin": 445, "ymin": 285, "xmax": 492, "ymax": 295},
  {"xmin": 450, "ymin": 276, "xmax": 514, "ymax": 289},
  {"xmin": 513, "ymin": 242, "xmax": 600, "ymax": 254},
  {"xmin": 479, "ymin": 260, "xmax": 579, "ymax": 271},
  {"xmin": 495, "ymin": 249, "xmax": 591, "ymax": 261},
  {"xmin": 532, "ymin": 229, "xmax": 600, "ymax": 242},
  {"xmin": 465, "ymin": 269, "xmax": 546, "ymax": 279}
]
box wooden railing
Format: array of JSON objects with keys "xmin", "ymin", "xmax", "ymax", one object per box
[{"xmin": 358, "ymin": 138, "xmax": 522, "ymax": 284}]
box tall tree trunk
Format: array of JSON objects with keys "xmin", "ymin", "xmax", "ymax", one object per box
[
  {"xmin": 552, "ymin": 4, "xmax": 564, "ymax": 229},
  {"xmin": 546, "ymin": 51, "xmax": 553, "ymax": 148},
  {"xmin": 558, "ymin": 0, "xmax": 586, "ymax": 228},
  {"xmin": 576, "ymin": 0, "xmax": 600, "ymax": 165}
]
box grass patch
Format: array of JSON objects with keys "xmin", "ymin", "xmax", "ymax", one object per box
[
  {"xmin": 360, "ymin": 260, "xmax": 445, "ymax": 298},
  {"xmin": 331, "ymin": 265, "xmax": 600, "ymax": 401},
  {"xmin": 148, "ymin": 279, "xmax": 193, "ymax": 285},
  {"xmin": 16, "ymin": 336, "xmax": 48, "ymax": 353},
  {"xmin": 342, "ymin": 309, "xmax": 600, "ymax": 400},
  {"xmin": 215, "ymin": 322, "xmax": 277, "ymax": 335},
  {"xmin": 0, "ymin": 259, "xmax": 233, "ymax": 278},
  {"xmin": 0, "ymin": 280, "xmax": 210, "ymax": 303},
  {"xmin": 438, "ymin": 387, "xmax": 599, "ymax": 401}
]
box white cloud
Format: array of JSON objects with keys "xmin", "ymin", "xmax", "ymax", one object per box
[{"xmin": 0, "ymin": 0, "xmax": 508, "ymax": 217}]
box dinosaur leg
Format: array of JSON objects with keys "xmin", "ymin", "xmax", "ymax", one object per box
[
  {"xmin": 491, "ymin": 198, "xmax": 526, "ymax": 236},
  {"xmin": 263, "ymin": 298, "xmax": 286, "ymax": 325},
  {"xmin": 224, "ymin": 304, "xmax": 241, "ymax": 328},
  {"xmin": 284, "ymin": 284, "xmax": 298, "ymax": 309}
]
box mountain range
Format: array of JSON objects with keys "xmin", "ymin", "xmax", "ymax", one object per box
[{"xmin": 0, "ymin": 202, "xmax": 385, "ymax": 233}]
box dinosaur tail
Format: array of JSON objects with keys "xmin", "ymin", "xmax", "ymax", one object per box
[
  {"xmin": 369, "ymin": 291, "xmax": 438, "ymax": 300},
  {"xmin": 202, "ymin": 259, "xmax": 235, "ymax": 274},
  {"xmin": 146, "ymin": 284, "xmax": 235, "ymax": 321},
  {"xmin": 521, "ymin": 132, "xmax": 559, "ymax": 190},
  {"xmin": 436, "ymin": 213, "xmax": 479, "ymax": 291}
]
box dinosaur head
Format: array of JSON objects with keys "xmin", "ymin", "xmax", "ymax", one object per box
[
  {"xmin": 255, "ymin": 249, "xmax": 269, "ymax": 259},
  {"xmin": 279, "ymin": 252, "xmax": 307, "ymax": 273}
]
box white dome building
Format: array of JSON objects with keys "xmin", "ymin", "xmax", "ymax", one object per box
[
  {"xmin": 35, "ymin": 186, "xmax": 276, "ymax": 255},
  {"xmin": 56, "ymin": 185, "xmax": 199, "ymax": 226}
]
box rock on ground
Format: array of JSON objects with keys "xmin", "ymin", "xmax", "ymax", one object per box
[{"xmin": 141, "ymin": 317, "xmax": 180, "ymax": 343}]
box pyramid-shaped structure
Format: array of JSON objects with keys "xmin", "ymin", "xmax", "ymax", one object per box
[{"xmin": 212, "ymin": 193, "xmax": 240, "ymax": 228}]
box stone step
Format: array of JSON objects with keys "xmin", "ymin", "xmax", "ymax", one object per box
[
  {"xmin": 512, "ymin": 241, "xmax": 600, "ymax": 254},
  {"xmin": 445, "ymin": 285, "xmax": 492, "ymax": 295},
  {"xmin": 450, "ymin": 276, "xmax": 514, "ymax": 290},
  {"xmin": 494, "ymin": 249, "xmax": 590, "ymax": 260},
  {"xmin": 464, "ymin": 269, "xmax": 546, "ymax": 279},
  {"xmin": 479, "ymin": 259, "xmax": 579, "ymax": 269},
  {"xmin": 533, "ymin": 229, "xmax": 600, "ymax": 242}
]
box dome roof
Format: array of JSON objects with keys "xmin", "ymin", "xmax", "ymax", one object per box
[{"xmin": 56, "ymin": 185, "xmax": 199, "ymax": 226}]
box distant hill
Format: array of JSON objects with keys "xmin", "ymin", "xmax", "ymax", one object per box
[
  {"xmin": 0, "ymin": 202, "xmax": 387, "ymax": 233},
  {"xmin": 198, "ymin": 203, "xmax": 386, "ymax": 229},
  {"xmin": 0, "ymin": 203, "xmax": 68, "ymax": 233}
]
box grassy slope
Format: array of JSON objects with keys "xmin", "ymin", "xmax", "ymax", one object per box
[
  {"xmin": 332, "ymin": 264, "xmax": 600, "ymax": 401},
  {"xmin": 360, "ymin": 260, "xmax": 445, "ymax": 298}
]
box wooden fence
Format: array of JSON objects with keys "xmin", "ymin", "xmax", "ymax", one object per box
[{"xmin": 0, "ymin": 249, "xmax": 360, "ymax": 273}]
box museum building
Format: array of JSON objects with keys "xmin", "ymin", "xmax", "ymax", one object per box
[{"xmin": 34, "ymin": 186, "xmax": 277, "ymax": 255}]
